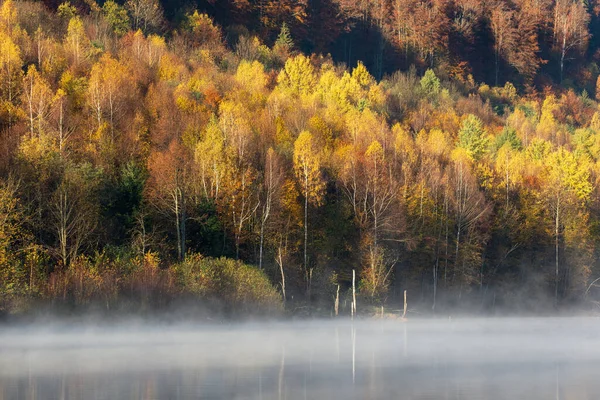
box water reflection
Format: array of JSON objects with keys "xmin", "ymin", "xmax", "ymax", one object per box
[{"xmin": 1, "ymin": 318, "xmax": 600, "ymax": 399}]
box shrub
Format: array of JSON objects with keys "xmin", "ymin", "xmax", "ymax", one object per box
[{"xmin": 172, "ymin": 255, "xmax": 282, "ymax": 315}]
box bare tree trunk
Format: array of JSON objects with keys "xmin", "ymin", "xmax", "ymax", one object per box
[
  {"xmin": 57, "ymin": 99, "xmax": 71, "ymax": 156},
  {"xmin": 403, "ymin": 290, "xmax": 407, "ymax": 319},
  {"xmin": 27, "ymin": 75, "xmax": 34, "ymax": 138},
  {"xmin": 174, "ymin": 189, "xmax": 184, "ymax": 261},
  {"xmin": 455, "ymin": 223, "xmax": 461, "ymax": 282},
  {"xmin": 58, "ymin": 101, "xmax": 64, "ymax": 154},
  {"xmin": 432, "ymin": 260, "xmax": 437, "ymax": 312},
  {"xmin": 37, "ymin": 31, "xmax": 43, "ymax": 67},
  {"xmin": 304, "ymin": 176, "xmax": 310, "ymax": 300},
  {"xmin": 259, "ymin": 221, "xmax": 265, "ymax": 269},
  {"xmin": 277, "ymin": 246, "xmax": 286, "ymax": 304},
  {"xmin": 444, "ymin": 190, "xmax": 449, "ymax": 287},
  {"xmin": 180, "ymin": 189, "xmax": 186, "ymax": 259},
  {"xmin": 555, "ymin": 196, "xmax": 560, "ymax": 307},
  {"xmin": 174, "ymin": 190, "xmax": 180, "ymax": 261},
  {"xmin": 433, "ymin": 190, "xmax": 443, "ymax": 312},
  {"xmin": 506, "ymin": 151, "xmax": 510, "ymax": 210},
  {"xmin": 352, "ymin": 269, "xmax": 357, "ymax": 318},
  {"xmin": 109, "ymin": 93, "xmax": 115, "ymax": 144},
  {"xmin": 58, "ymin": 190, "xmax": 68, "ymax": 267},
  {"xmin": 560, "ymin": 36, "xmax": 566, "ymax": 84},
  {"xmin": 29, "ymin": 259, "xmax": 34, "ymax": 293}
]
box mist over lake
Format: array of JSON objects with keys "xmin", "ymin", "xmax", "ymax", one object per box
[{"xmin": 1, "ymin": 317, "xmax": 599, "ymax": 399}]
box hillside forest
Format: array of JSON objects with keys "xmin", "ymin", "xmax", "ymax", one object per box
[{"xmin": 2, "ymin": 0, "xmax": 600, "ymax": 316}]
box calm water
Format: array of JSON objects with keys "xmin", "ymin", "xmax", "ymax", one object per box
[{"xmin": 1, "ymin": 318, "xmax": 599, "ymax": 399}]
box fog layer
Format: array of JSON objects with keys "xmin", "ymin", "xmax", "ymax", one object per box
[{"xmin": 1, "ymin": 318, "xmax": 599, "ymax": 399}]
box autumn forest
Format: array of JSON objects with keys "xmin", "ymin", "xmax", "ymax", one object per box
[{"xmin": 2, "ymin": 0, "xmax": 600, "ymax": 317}]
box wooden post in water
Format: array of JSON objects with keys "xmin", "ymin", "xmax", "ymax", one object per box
[
  {"xmin": 402, "ymin": 290, "xmax": 407, "ymax": 319},
  {"xmin": 352, "ymin": 270, "xmax": 357, "ymax": 319},
  {"xmin": 335, "ymin": 284, "xmax": 340, "ymax": 317}
]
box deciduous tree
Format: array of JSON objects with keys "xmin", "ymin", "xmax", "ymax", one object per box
[
  {"xmin": 51, "ymin": 164, "xmax": 100, "ymax": 267},
  {"xmin": 541, "ymin": 148, "xmax": 592, "ymax": 305},
  {"xmin": 148, "ymin": 142, "xmax": 189, "ymax": 261},
  {"xmin": 22, "ymin": 65, "xmax": 53, "ymax": 139},
  {"xmin": 87, "ymin": 54, "xmax": 134, "ymax": 142},
  {"xmin": 489, "ymin": 1, "xmax": 516, "ymax": 85},
  {"xmin": 293, "ymin": 131, "xmax": 325, "ymax": 298},
  {"xmin": 553, "ymin": 0, "xmax": 590, "ymax": 82},
  {"xmin": 125, "ymin": 0, "xmax": 163, "ymax": 33}
]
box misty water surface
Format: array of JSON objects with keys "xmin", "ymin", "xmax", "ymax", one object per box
[{"xmin": 1, "ymin": 317, "xmax": 600, "ymax": 399}]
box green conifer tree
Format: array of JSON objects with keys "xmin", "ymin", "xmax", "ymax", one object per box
[{"xmin": 275, "ymin": 22, "xmax": 294, "ymax": 52}]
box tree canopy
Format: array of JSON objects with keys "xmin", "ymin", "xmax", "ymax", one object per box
[{"xmin": 2, "ymin": 0, "xmax": 600, "ymax": 316}]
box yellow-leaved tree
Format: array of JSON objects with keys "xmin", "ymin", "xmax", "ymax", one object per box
[
  {"xmin": 0, "ymin": 0, "xmax": 17, "ymax": 37},
  {"xmin": 218, "ymin": 100, "xmax": 260, "ymax": 260},
  {"xmin": 360, "ymin": 140, "xmax": 397, "ymax": 303},
  {"xmin": 87, "ymin": 54, "xmax": 134, "ymax": 145},
  {"xmin": 541, "ymin": 147, "xmax": 592, "ymax": 306},
  {"xmin": 0, "ymin": 29, "xmax": 22, "ymax": 123},
  {"xmin": 293, "ymin": 130, "xmax": 324, "ymax": 299},
  {"xmin": 537, "ymin": 94, "xmax": 559, "ymax": 142},
  {"xmin": 235, "ymin": 60, "xmax": 268, "ymax": 105},
  {"xmin": 277, "ymin": 54, "xmax": 316, "ymax": 98},
  {"xmin": 449, "ymin": 147, "xmax": 489, "ymax": 288},
  {"xmin": 195, "ymin": 116, "xmax": 227, "ymax": 201},
  {"xmin": 65, "ymin": 16, "xmax": 89, "ymax": 66},
  {"xmin": 21, "ymin": 65, "xmax": 53, "ymax": 139}
]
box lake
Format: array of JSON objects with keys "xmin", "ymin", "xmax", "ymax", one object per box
[{"xmin": 1, "ymin": 317, "xmax": 599, "ymax": 399}]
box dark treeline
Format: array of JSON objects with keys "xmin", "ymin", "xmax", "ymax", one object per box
[
  {"xmin": 39, "ymin": 0, "xmax": 600, "ymax": 89},
  {"xmin": 2, "ymin": 0, "xmax": 600, "ymax": 317}
]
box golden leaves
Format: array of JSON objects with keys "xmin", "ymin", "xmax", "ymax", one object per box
[
  {"xmin": 277, "ymin": 54, "xmax": 316, "ymax": 97},
  {"xmin": 293, "ymin": 131, "xmax": 325, "ymax": 206}
]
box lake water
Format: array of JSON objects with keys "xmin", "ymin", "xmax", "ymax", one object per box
[{"xmin": 1, "ymin": 317, "xmax": 599, "ymax": 399}]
